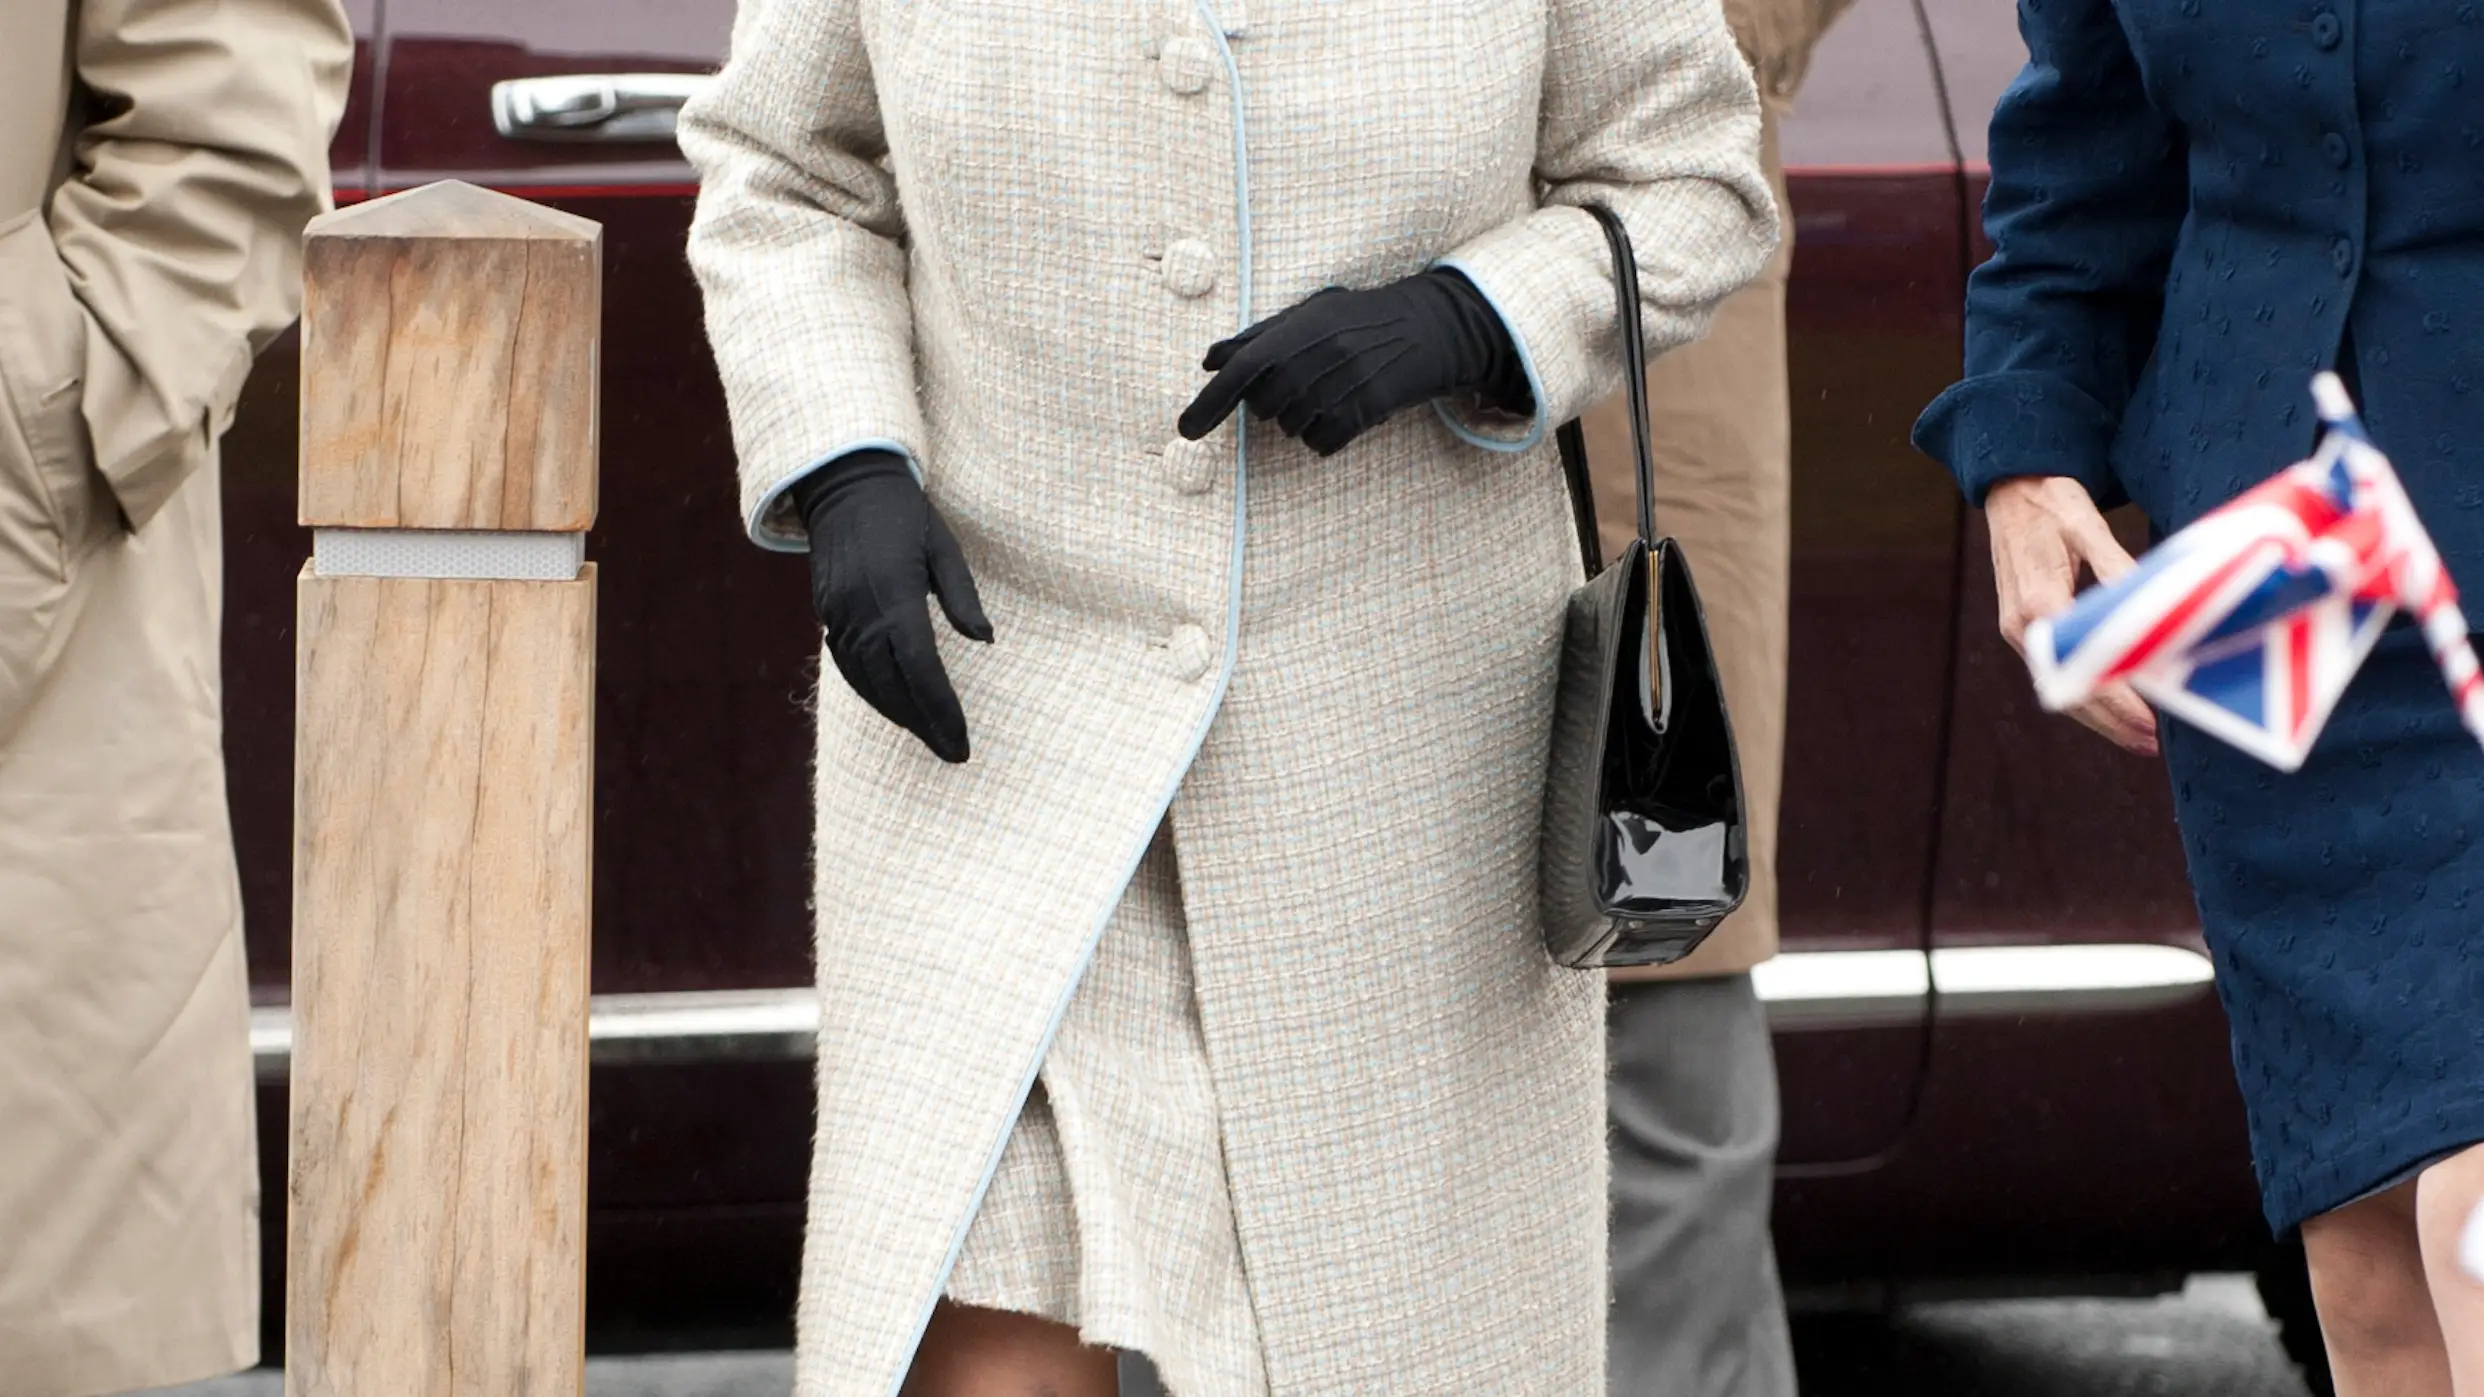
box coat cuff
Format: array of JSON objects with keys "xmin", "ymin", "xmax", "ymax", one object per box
[
  {"xmin": 1429, "ymin": 214, "xmax": 1612, "ymax": 444},
  {"xmin": 80, "ymin": 330, "xmax": 243, "ymax": 531},
  {"xmin": 1911, "ymin": 371, "xmax": 2130, "ymax": 511},
  {"xmin": 746, "ymin": 438, "xmax": 924, "ymax": 552},
  {"xmin": 1427, "ymin": 256, "xmax": 1552, "ymax": 453}
]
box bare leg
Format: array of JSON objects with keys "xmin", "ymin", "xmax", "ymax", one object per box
[
  {"xmin": 2417, "ymin": 1142, "xmax": 2484, "ymax": 1395},
  {"xmin": 2303, "ymin": 1177, "xmax": 2455, "ymax": 1397},
  {"xmin": 900, "ymin": 1301, "xmax": 1120, "ymax": 1397}
]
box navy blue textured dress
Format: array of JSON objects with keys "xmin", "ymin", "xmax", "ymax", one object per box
[{"xmin": 1915, "ymin": 0, "xmax": 2484, "ymax": 1232}]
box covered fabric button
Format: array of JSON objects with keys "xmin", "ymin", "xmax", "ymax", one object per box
[
  {"xmin": 1164, "ymin": 435, "xmax": 1223, "ymax": 494},
  {"xmin": 2331, "ymin": 237, "xmax": 2356, "ymax": 275},
  {"xmin": 2323, "ymin": 131, "xmax": 2352, "ymax": 168},
  {"xmin": 2312, "ymin": 11, "xmax": 2343, "ymax": 48},
  {"xmin": 1159, "ymin": 35, "xmax": 1215, "ymax": 95},
  {"xmin": 1161, "ymin": 238, "xmax": 1220, "ymax": 298},
  {"xmin": 1164, "ymin": 624, "xmax": 1214, "ymax": 682}
]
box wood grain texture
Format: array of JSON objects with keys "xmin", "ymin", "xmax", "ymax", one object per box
[
  {"xmin": 286, "ymin": 567, "xmax": 597, "ymax": 1397},
  {"xmin": 299, "ymin": 180, "xmax": 602, "ymax": 531}
]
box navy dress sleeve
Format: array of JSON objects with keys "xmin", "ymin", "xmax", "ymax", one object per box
[{"xmin": 1912, "ymin": 0, "xmax": 2189, "ymax": 510}]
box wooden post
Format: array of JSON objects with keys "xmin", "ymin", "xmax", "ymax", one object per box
[{"xmin": 287, "ymin": 180, "xmax": 602, "ymax": 1397}]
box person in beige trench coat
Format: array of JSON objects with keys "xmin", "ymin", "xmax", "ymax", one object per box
[
  {"xmin": 1576, "ymin": 1, "xmax": 1851, "ymax": 1392},
  {"xmin": 0, "ymin": 3, "xmax": 348, "ymax": 1393},
  {"xmin": 681, "ymin": 2, "xmax": 1777, "ymax": 1394}
]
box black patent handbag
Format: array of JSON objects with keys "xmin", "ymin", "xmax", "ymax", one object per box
[{"xmin": 1539, "ymin": 203, "xmax": 1750, "ymax": 969}]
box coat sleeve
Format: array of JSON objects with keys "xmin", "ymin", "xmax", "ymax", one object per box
[
  {"xmin": 51, "ymin": 0, "xmax": 350, "ymax": 530},
  {"xmin": 1910, "ymin": 0, "xmax": 2187, "ymax": 510},
  {"xmin": 679, "ymin": 0, "xmax": 922, "ymax": 552},
  {"xmin": 1432, "ymin": 0, "xmax": 1780, "ymax": 452}
]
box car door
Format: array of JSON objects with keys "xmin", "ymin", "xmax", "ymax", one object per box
[
  {"xmin": 365, "ymin": 0, "xmax": 827, "ymax": 1256},
  {"xmin": 1912, "ymin": 0, "xmax": 2208, "ymax": 1044},
  {"xmin": 1888, "ymin": 0, "xmax": 2263, "ymax": 1276},
  {"xmin": 371, "ymin": 0, "xmax": 810, "ymax": 1000},
  {"xmin": 1761, "ymin": 0, "xmax": 1962, "ymax": 1174}
]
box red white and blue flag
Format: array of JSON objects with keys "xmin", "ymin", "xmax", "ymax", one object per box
[{"xmin": 2026, "ymin": 372, "xmax": 2484, "ymax": 771}]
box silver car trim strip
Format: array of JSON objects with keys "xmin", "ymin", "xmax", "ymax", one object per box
[
  {"xmin": 1750, "ymin": 942, "xmax": 2216, "ymax": 1031},
  {"xmin": 249, "ymin": 943, "xmax": 2216, "ymax": 1077}
]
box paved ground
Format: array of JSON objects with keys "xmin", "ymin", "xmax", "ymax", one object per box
[
  {"xmin": 145, "ymin": 1276, "xmax": 2315, "ymax": 1397},
  {"xmin": 1790, "ymin": 1276, "xmax": 2314, "ymax": 1397}
]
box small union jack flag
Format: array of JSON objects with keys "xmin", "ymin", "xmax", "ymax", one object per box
[{"xmin": 2026, "ymin": 372, "xmax": 2484, "ymax": 771}]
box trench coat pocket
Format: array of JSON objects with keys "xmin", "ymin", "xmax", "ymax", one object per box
[{"xmin": 0, "ymin": 209, "xmax": 103, "ymax": 738}]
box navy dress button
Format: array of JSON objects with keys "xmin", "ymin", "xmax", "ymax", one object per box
[
  {"xmin": 2312, "ymin": 11, "xmax": 2343, "ymax": 48},
  {"xmin": 2332, "ymin": 238, "xmax": 2357, "ymax": 275},
  {"xmin": 2324, "ymin": 131, "xmax": 2352, "ymax": 167}
]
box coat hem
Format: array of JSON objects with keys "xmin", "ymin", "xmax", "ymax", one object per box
[{"xmin": 0, "ymin": 1316, "xmax": 255, "ymax": 1397}]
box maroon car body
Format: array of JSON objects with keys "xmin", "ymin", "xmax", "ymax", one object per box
[{"xmin": 222, "ymin": 0, "xmax": 2275, "ymax": 1347}]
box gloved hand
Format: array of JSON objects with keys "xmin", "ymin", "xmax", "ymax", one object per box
[
  {"xmin": 1177, "ymin": 268, "xmax": 1531, "ymax": 456},
  {"xmin": 790, "ymin": 449, "xmax": 992, "ymax": 764}
]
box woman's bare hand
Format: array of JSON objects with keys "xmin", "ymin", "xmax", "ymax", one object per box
[{"xmin": 1983, "ymin": 476, "xmax": 2160, "ymax": 757}]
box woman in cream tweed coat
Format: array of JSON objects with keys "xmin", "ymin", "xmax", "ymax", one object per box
[{"xmin": 680, "ymin": 2, "xmax": 1775, "ymax": 1393}]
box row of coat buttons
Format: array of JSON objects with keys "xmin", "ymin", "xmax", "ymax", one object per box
[
  {"xmin": 1153, "ymin": 25, "xmax": 1220, "ymax": 684},
  {"xmin": 1151, "ymin": 33, "xmax": 1221, "ymax": 300},
  {"xmin": 2309, "ymin": 12, "xmax": 2351, "ymax": 281}
]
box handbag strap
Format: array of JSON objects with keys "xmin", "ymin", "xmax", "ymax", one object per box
[{"xmin": 1554, "ymin": 202, "xmax": 1658, "ymax": 572}]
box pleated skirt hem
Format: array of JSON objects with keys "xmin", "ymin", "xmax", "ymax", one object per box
[{"xmin": 938, "ymin": 829, "xmax": 1271, "ymax": 1397}]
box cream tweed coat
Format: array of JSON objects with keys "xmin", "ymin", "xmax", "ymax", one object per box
[{"xmin": 679, "ymin": 1, "xmax": 1776, "ymax": 1393}]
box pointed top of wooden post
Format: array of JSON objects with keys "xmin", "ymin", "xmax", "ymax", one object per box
[
  {"xmin": 309, "ymin": 178, "xmax": 602, "ymax": 244},
  {"xmin": 299, "ymin": 180, "xmax": 603, "ymax": 532}
]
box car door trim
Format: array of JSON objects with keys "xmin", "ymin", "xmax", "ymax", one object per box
[{"xmin": 245, "ymin": 942, "xmax": 2215, "ymax": 1077}]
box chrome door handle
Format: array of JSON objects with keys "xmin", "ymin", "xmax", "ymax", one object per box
[{"xmin": 490, "ymin": 73, "xmax": 713, "ymax": 144}]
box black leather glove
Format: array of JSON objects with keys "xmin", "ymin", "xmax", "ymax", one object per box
[
  {"xmin": 789, "ymin": 449, "xmax": 991, "ymax": 764},
  {"xmin": 1177, "ymin": 268, "xmax": 1531, "ymax": 456}
]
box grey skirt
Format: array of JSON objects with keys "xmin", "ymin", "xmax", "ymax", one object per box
[{"xmin": 944, "ymin": 829, "xmax": 1269, "ymax": 1397}]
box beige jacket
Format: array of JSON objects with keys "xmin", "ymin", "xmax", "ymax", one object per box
[
  {"xmin": 0, "ymin": 2, "xmax": 347, "ymax": 1393},
  {"xmin": 1584, "ymin": 0, "xmax": 1853, "ymax": 981},
  {"xmin": 1728, "ymin": 0, "xmax": 1856, "ymax": 108},
  {"xmin": 681, "ymin": 0, "xmax": 1776, "ymax": 1392}
]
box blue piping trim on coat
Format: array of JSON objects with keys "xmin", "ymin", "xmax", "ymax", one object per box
[
  {"xmin": 1427, "ymin": 255, "xmax": 1551, "ymax": 454},
  {"xmin": 744, "ymin": 438, "xmax": 925, "ymax": 553},
  {"xmin": 883, "ymin": 5, "xmax": 1256, "ymax": 1391}
]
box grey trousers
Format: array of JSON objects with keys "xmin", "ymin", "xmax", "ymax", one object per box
[{"xmin": 1607, "ymin": 974, "xmax": 1795, "ymax": 1397}]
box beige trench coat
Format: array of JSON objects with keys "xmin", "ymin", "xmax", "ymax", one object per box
[
  {"xmin": 0, "ymin": 2, "xmax": 347, "ymax": 1393},
  {"xmin": 681, "ymin": 1, "xmax": 1776, "ymax": 1393},
  {"xmin": 1582, "ymin": 0, "xmax": 1856, "ymax": 981}
]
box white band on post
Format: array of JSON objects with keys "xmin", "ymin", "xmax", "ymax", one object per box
[{"xmin": 313, "ymin": 528, "xmax": 585, "ymax": 581}]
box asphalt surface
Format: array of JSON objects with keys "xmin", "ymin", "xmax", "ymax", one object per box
[
  {"xmin": 1790, "ymin": 1276, "xmax": 2315, "ymax": 1397},
  {"xmin": 144, "ymin": 1277, "xmax": 2316, "ymax": 1397}
]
